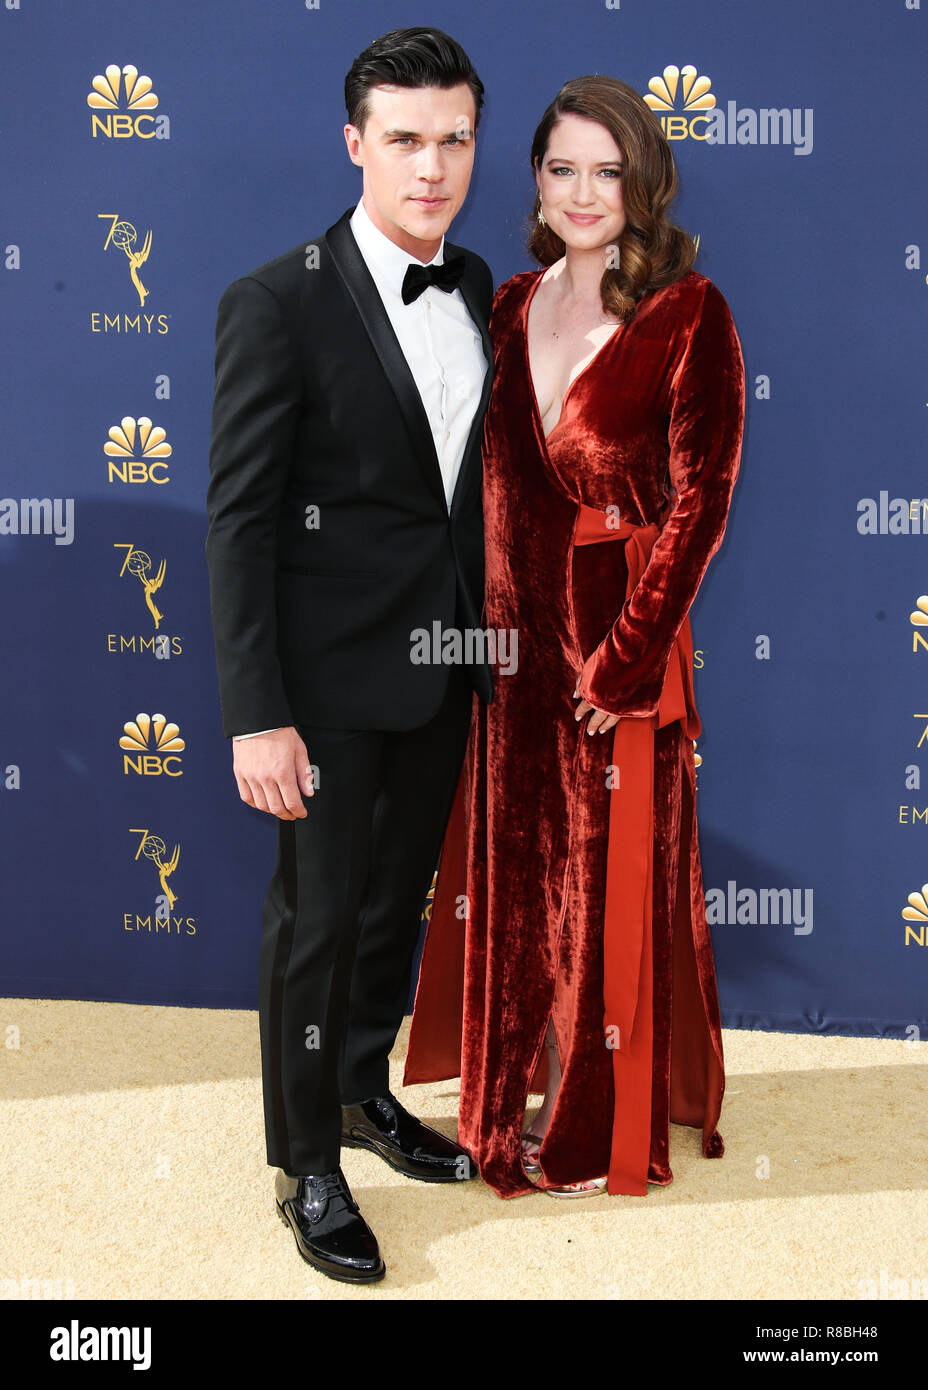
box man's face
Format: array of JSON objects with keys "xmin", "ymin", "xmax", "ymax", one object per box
[{"xmin": 344, "ymin": 82, "xmax": 477, "ymax": 259}]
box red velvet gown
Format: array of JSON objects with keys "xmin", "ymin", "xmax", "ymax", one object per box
[{"xmin": 404, "ymin": 266, "xmax": 746, "ymax": 1197}]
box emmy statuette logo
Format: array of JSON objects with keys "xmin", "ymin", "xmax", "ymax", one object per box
[
  {"xmin": 91, "ymin": 221, "xmax": 169, "ymax": 334},
  {"xmin": 126, "ymin": 829, "xmax": 195, "ymax": 936},
  {"xmin": 98, "ymin": 213, "xmax": 151, "ymax": 307},
  {"xmin": 115, "ymin": 543, "xmax": 165, "ymax": 629},
  {"xmin": 108, "ymin": 540, "xmax": 183, "ymax": 661},
  {"xmin": 133, "ymin": 828, "xmax": 180, "ymax": 910}
]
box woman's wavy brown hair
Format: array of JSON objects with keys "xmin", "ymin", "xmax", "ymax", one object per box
[{"xmin": 527, "ymin": 74, "xmax": 696, "ymax": 323}]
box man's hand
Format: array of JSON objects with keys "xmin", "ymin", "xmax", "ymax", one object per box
[{"xmin": 232, "ymin": 727, "xmax": 315, "ymax": 819}]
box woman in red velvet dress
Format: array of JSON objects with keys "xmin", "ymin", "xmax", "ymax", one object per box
[{"xmin": 404, "ymin": 75, "xmax": 746, "ymax": 1198}]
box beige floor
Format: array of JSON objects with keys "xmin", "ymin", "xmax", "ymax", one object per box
[{"xmin": 1, "ymin": 997, "xmax": 925, "ymax": 1300}]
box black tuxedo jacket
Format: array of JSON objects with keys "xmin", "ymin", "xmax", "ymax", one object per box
[{"xmin": 205, "ymin": 207, "xmax": 495, "ymax": 738}]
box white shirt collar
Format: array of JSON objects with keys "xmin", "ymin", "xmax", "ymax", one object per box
[{"xmin": 350, "ymin": 197, "xmax": 446, "ymax": 295}]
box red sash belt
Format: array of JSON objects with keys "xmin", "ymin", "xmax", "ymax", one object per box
[{"xmin": 573, "ymin": 501, "xmax": 701, "ymax": 1193}]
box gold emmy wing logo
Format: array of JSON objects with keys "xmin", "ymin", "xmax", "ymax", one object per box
[
  {"xmin": 99, "ymin": 214, "xmax": 152, "ymax": 306},
  {"xmin": 643, "ymin": 64, "xmax": 717, "ymax": 140},
  {"xmin": 104, "ymin": 416, "xmax": 172, "ymax": 485},
  {"xmin": 131, "ymin": 828, "xmax": 180, "ymax": 910},
  {"xmin": 120, "ymin": 712, "xmax": 185, "ymax": 776},
  {"xmin": 911, "ymin": 596, "xmax": 928, "ymax": 653},
  {"xmin": 87, "ymin": 65, "xmax": 162, "ymax": 138},
  {"xmin": 115, "ymin": 543, "xmax": 165, "ymax": 628},
  {"xmin": 902, "ymin": 884, "xmax": 928, "ymax": 945}
]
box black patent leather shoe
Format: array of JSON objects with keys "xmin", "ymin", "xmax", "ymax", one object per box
[
  {"xmin": 274, "ymin": 1168, "xmax": 385, "ymax": 1283},
  {"xmin": 341, "ymin": 1090, "xmax": 476, "ymax": 1182}
]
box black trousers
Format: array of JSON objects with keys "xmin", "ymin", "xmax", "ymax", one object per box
[{"xmin": 257, "ymin": 658, "xmax": 473, "ymax": 1176}]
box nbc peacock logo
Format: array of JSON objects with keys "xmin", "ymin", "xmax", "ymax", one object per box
[
  {"xmin": 87, "ymin": 64, "xmax": 171, "ymax": 139},
  {"xmin": 642, "ymin": 63, "xmax": 813, "ymax": 156},
  {"xmin": 911, "ymin": 597, "xmax": 928, "ymax": 654},
  {"xmin": 644, "ymin": 64, "xmax": 716, "ymax": 134},
  {"xmin": 104, "ymin": 417, "xmax": 173, "ymax": 485},
  {"xmin": 120, "ymin": 712, "xmax": 185, "ymax": 777},
  {"xmin": 902, "ymin": 883, "xmax": 928, "ymax": 946}
]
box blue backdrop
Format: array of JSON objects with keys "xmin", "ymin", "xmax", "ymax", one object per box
[{"xmin": 1, "ymin": 0, "xmax": 926, "ymax": 1040}]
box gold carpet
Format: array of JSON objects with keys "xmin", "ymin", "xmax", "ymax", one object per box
[{"xmin": 1, "ymin": 997, "xmax": 925, "ymax": 1300}]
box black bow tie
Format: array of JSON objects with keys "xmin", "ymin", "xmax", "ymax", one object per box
[{"xmin": 401, "ymin": 254, "xmax": 466, "ymax": 305}]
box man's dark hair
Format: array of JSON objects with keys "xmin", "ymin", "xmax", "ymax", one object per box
[{"xmin": 345, "ymin": 27, "xmax": 484, "ymax": 135}]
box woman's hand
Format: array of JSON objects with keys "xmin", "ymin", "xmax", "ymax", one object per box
[{"xmin": 572, "ymin": 682, "xmax": 620, "ymax": 734}]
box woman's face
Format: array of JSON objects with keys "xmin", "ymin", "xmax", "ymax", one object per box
[{"xmin": 535, "ymin": 112, "xmax": 627, "ymax": 254}]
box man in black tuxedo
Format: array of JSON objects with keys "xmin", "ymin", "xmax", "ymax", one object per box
[{"xmin": 205, "ymin": 29, "xmax": 493, "ymax": 1284}]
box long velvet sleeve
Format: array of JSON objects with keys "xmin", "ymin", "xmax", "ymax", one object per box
[{"xmin": 576, "ymin": 278, "xmax": 745, "ymax": 717}]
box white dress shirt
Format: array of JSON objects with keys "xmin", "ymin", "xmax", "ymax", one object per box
[{"xmin": 234, "ymin": 197, "xmax": 488, "ymax": 741}]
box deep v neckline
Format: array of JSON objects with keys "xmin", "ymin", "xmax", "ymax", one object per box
[{"xmin": 522, "ymin": 269, "xmax": 624, "ymax": 448}]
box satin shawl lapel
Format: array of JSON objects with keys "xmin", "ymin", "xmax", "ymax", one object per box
[
  {"xmin": 444, "ymin": 233, "xmax": 494, "ymax": 517},
  {"xmin": 324, "ymin": 207, "xmax": 492, "ymax": 515}
]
